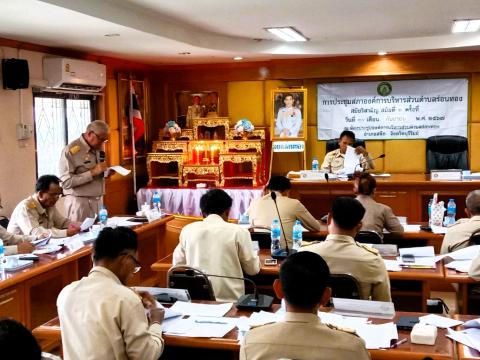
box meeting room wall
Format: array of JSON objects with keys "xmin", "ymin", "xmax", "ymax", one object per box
[{"xmin": 154, "ymin": 51, "xmax": 480, "ymax": 175}]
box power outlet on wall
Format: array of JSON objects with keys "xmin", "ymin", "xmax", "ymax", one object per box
[{"xmin": 16, "ymin": 123, "xmax": 33, "ymax": 140}]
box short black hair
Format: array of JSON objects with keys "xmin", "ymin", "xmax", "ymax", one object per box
[
  {"xmin": 93, "ymin": 227, "xmax": 138, "ymax": 262},
  {"xmin": 339, "ymin": 130, "xmax": 355, "ymax": 140},
  {"xmin": 331, "ymin": 197, "xmax": 365, "ymax": 230},
  {"xmin": 267, "ymin": 176, "xmax": 292, "ymax": 192},
  {"xmin": 35, "ymin": 174, "xmax": 60, "ymax": 192},
  {"xmin": 200, "ymin": 189, "xmax": 232, "ymax": 216},
  {"xmin": 280, "ymin": 252, "xmax": 330, "ymax": 309},
  {"xmin": 355, "ymin": 173, "xmax": 377, "ymax": 196},
  {"xmin": 0, "ymin": 318, "xmax": 41, "ymax": 359}
]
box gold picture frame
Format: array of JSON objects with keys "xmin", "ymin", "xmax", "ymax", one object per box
[{"xmin": 271, "ymin": 88, "xmax": 307, "ymax": 140}]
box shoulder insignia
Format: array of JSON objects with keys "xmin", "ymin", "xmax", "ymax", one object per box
[
  {"xmin": 69, "ymin": 145, "xmax": 81, "ymax": 155},
  {"xmin": 250, "ymin": 321, "xmax": 276, "ymax": 329},
  {"xmin": 27, "ymin": 201, "xmax": 36, "ymax": 209},
  {"xmin": 326, "ymin": 323, "xmax": 358, "ymax": 336},
  {"xmin": 356, "ymin": 242, "xmax": 379, "ymax": 255},
  {"xmin": 300, "ymin": 240, "xmax": 322, "ymax": 247}
]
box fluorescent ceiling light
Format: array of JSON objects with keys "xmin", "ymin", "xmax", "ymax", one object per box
[
  {"xmin": 452, "ymin": 19, "xmax": 480, "ymax": 33},
  {"xmin": 265, "ymin": 27, "xmax": 308, "ymax": 42}
]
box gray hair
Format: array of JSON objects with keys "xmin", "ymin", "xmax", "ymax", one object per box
[
  {"xmin": 466, "ymin": 190, "xmax": 480, "ymax": 215},
  {"xmin": 86, "ymin": 120, "xmax": 109, "ymax": 135}
]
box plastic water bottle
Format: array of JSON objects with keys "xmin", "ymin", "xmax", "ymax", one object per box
[
  {"xmin": 152, "ymin": 191, "xmax": 161, "ymax": 212},
  {"xmin": 312, "ymin": 156, "xmax": 319, "ymax": 171},
  {"xmin": 428, "ymin": 199, "xmax": 433, "ymax": 225},
  {"xmin": 99, "ymin": 205, "xmax": 108, "ymax": 226},
  {"xmin": 292, "ymin": 220, "xmax": 303, "ymax": 251},
  {"xmin": 239, "ymin": 213, "xmax": 249, "ymax": 225},
  {"xmin": 270, "ymin": 219, "xmax": 281, "ymax": 255},
  {"xmin": 0, "ymin": 239, "xmax": 5, "ymax": 268},
  {"xmin": 446, "ymin": 199, "xmax": 456, "ymax": 226}
]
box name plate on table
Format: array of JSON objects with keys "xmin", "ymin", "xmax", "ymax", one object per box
[
  {"xmin": 430, "ymin": 169, "xmax": 462, "ymax": 181},
  {"xmin": 299, "ymin": 170, "xmax": 328, "ymax": 180}
]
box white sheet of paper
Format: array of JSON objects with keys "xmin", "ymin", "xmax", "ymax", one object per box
[
  {"xmin": 342, "ymin": 146, "xmax": 361, "ymax": 174},
  {"xmin": 169, "ymin": 301, "xmax": 233, "ymax": 317},
  {"xmin": 109, "ymin": 165, "xmax": 131, "ymax": 176},
  {"xmin": 465, "ymin": 328, "xmax": 480, "ymax": 352},
  {"xmin": 445, "ymin": 260, "xmax": 472, "ymax": 273},
  {"xmin": 332, "ymin": 298, "xmax": 395, "ymax": 319},
  {"xmin": 447, "ymin": 245, "xmax": 480, "ymax": 261},
  {"xmin": 402, "ymin": 224, "xmax": 422, "ymax": 232},
  {"xmin": 419, "ymin": 314, "xmax": 463, "ymax": 328},
  {"xmin": 107, "ymin": 216, "xmax": 139, "ymax": 227},
  {"xmin": 163, "ymin": 316, "xmax": 236, "ymax": 338},
  {"xmin": 355, "ymin": 322, "xmax": 398, "ymax": 349},
  {"xmin": 317, "ymin": 312, "xmax": 369, "ymax": 329},
  {"xmin": 447, "ymin": 328, "xmax": 476, "ymax": 349},
  {"xmin": 399, "ymin": 246, "xmax": 435, "ymax": 257},
  {"xmin": 383, "ymin": 259, "xmax": 402, "ymax": 272},
  {"xmin": 248, "ymin": 311, "xmax": 281, "ymax": 327},
  {"xmin": 80, "ymin": 216, "xmax": 96, "ymax": 231},
  {"xmin": 431, "ymin": 225, "xmax": 448, "ymax": 234},
  {"xmin": 464, "ymin": 319, "xmax": 480, "ymax": 328}
]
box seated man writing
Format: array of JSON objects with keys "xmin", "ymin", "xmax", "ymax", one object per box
[
  {"xmin": 299, "ymin": 197, "xmax": 391, "ymax": 301},
  {"xmin": 8, "ymin": 175, "xmax": 80, "ymax": 238},
  {"xmin": 240, "ymin": 251, "xmax": 370, "ymax": 360},
  {"xmin": 173, "ymin": 189, "xmax": 260, "ymax": 302},
  {"xmin": 321, "ymin": 130, "xmax": 374, "ymax": 174}
]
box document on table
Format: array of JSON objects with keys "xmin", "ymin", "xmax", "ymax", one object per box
[
  {"xmin": 332, "ymin": 298, "xmax": 395, "ymax": 319},
  {"xmin": 445, "ymin": 245, "xmax": 480, "ymax": 261},
  {"xmin": 162, "ymin": 316, "xmax": 236, "ymax": 338},
  {"xmin": 317, "ymin": 312, "xmax": 369, "ymax": 329},
  {"xmin": 383, "ymin": 259, "xmax": 402, "ymax": 272},
  {"xmin": 355, "ymin": 322, "xmax": 398, "ymax": 349},
  {"xmin": 398, "ymin": 246, "xmax": 436, "ymax": 268},
  {"xmin": 431, "ymin": 225, "xmax": 448, "ymax": 234},
  {"xmin": 402, "ymin": 224, "xmax": 421, "ymax": 232},
  {"xmin": 447, "ymin": 328, "xmax": 480, "ymax": 352},
  {"xmin": 444, "ymin": 260, "xmax": 472, "ymax": 273},
  {"xmin": 80, "ymin": 216, "xmax": 96, "ymax": 231},
  {"xmin": 106, "ymin": 217, "xmax": 140, "ymax": 227},
  {"xmin": 248, "ymin": 311, "xmax": 281, "ymax": 326},
  {"xmin": 419, "ymin": 314, "xmax": 463, "ymax": 328},
  {"xmin": 169, "ymin": 301, "xmax": 233, "ymax": 317}
]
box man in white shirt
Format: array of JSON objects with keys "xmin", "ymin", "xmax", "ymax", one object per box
[
  {"xmin": 173, "ymin": 189, "xmax": 260, "ymax": 302},
  {"xmin": 247, "ymin": 176, "xmax": 321, "ymax": 248},
  {"xmin": 57, "ymin": 227, "xmax": 164, "ymax": 360}
]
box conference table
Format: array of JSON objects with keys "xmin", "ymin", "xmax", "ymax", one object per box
[
  {"xmin": 32, "ymin": 302, "xmax": 456, "ymax": 360},
  {"xmin": 290, "ymin": 173, "xmax": 480, "ymax": 222},
  {"xmin": 454, "ymin": 314, "xmax": 480, "ymax": 360},
  {"xmin": 0, "ymin": 215, "xmax": 173, "ymax": 329}
]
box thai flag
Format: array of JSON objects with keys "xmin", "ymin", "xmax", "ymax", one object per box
[{"xmin": 131, "ymin": 85, "xmax": 144, "ymax": 142}]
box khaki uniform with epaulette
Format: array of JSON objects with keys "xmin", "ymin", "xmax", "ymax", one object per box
[
  {"xmin": 321, "ymin": 149, "xmax": 373, "ymax": 174},
  {"xmin": 7, "ymin": 194, "xmax": 71, "ymax": 238},
  {"xmin": 299, "ymin": 234, "xmax": 391, "ymax": 302},
  {"xmin": 59, "ymin": 135, "xmax": 104, "ymax": 222},
  {"xmin": 240, "ymin": 312, "xmax": 371, "ymax": 360},
  {"xmin": 440, "ymin": 215, "xmax": 480, "ymax": 254}
]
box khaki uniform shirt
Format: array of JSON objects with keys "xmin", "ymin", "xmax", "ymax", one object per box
[
  {"xmin": 57, "ymin": 266, "xmax": 163, "ymax": 360},
  {"xmin": 321, "ymin": 149, "xmax": 373, "ymax": 174},
  {"xmin": 59, "ymin": 135, "xmax": 104, "ymax": 197},
  {"xmin": 240, "ymin": 312, "xmax": 370, "ymax": 360},
  {"xmin": 246, "ymin": 192, "xmax": 321, "ymax": 247},
  {"xmin": 441, "ymin": 215, "xmax": 480, "ymax": 254},
  {"xmin": 173, "ymin": 214, "xmax": 260, "ymax": 302},
  {"xmin": 7, "ymin": 194, "xmax": 70, "ymax": 238},
  {"xmin": 299, "ymin": 234, "xmax": 391, "ymax": 301},
  {"xmin": 356, "ymin": 195, "xmax": 404, "ymax": 237},
  {"xmin": 0, "ymin": 225, "xmax": 34, "ymax": 255}
]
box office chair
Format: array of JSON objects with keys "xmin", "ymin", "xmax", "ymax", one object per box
[
  {"xmin": 469, "ymin": 231, "xmax": 480, "ymax": 246},
  {"xmin": 327, "ymin": 273, "xmax": 361, "ymax": 300},
  {"xmin": 325, "ymin": 138, "xmax": 366, "ymax": 153},
  {"xmin": 426, "ymin": 135, "xmax": 469, "ymax": 171},
  {"xmin": 167, "ymin": 265, "xmax": 216, "ymax": 301},
  {"xmin": 355, "ymin": 230, "xmax": 383, "ymax": 244},
  {"xmin": 250, "ymin": 231, "xmax": 272, "ymax": 249}
]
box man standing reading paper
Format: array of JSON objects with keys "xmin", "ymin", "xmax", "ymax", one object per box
[{"xmin": 59, "ymin": 120, "xmax": 110, "ymax": 222}]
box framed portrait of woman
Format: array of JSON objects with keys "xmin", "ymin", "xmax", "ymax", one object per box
[{"xmin": 271, "ymin": 88, "xmax": 307, "ymax": 140}]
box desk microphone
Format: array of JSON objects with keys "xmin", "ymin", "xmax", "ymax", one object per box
[
  {"xmin": 270, "ymin": 192, "xmax": 293, "ymax": 259},
  {"xmin": 352, "ymin": 153, "xmax": 386, "ymax": 177},
  {"xmin": 203, "ymin": 272, "xmax": 274, "ymax": 310}
]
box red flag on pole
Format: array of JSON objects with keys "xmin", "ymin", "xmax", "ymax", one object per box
[{"xmin": 131, "ymin": 85, "xmax": 144, "ymax": 142}]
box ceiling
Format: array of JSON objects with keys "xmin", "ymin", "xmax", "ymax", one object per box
[{"xmin": 1, "ymin": 0, "xmax": 480, "ymax": 65}]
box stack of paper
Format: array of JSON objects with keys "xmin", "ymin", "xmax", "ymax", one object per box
[
  {"xmin": 447, "ymin": 328, "xmax": 480, "ymax": 352},
  {"xmin": 398, "ymin": 246, "xmax": 436, "ymax": 268},
  {"xmin": 162, "ymin": 316, "xmax": 237, "ymax": 338},
  {"xmin": 332, "ymin": 298, "xmax": 395, "ymax": 319},
  {"xmin": 419, "ymin": 314, "xmax": 463, "ymax": 328},
  {"xmin": 169, "ymin": 301, "xmax": 233, "ymax": 317},
  {"xmin": 431, "ymin": 225, "xmax": 448, "ymax": 234},
  {"xmin": 107, "ymin": 217, "xmax": 140, "ymax": 227},
  {"xmin": 445, "ymin": 260, "xmax": 472, "ymax": 273},
  {"xmin": 355, "ymin": 322, "xmax": 398, "ymax": 349},
  {"xmin": 383, "ymin": 259, "xmax": 402, "ymax": 272}
]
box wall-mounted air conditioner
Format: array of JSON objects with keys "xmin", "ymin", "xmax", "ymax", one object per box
[{"xmin": 43, "ymin": 57, "xmax": 106, "ymax": 93}]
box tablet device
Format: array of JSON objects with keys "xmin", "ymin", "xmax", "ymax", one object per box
[{"xmin": 396, "ymin": 315, "xmax": 419, "ymax": 330}]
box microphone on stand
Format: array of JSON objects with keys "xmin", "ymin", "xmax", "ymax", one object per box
[
  {"xmin": 202, "ymin": 272, "xmax": 274, "ymax": 310},
  {"xmin": 350, "ymin": 153, "xmax": 386, "ymax": 178},
  {"xmin": 270, "ymin": 192, "xmax": 292, "ymax": 259}
]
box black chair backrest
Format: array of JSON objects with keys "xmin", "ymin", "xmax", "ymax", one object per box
[
  {"xmin": 0, "ymin": 217, "xmax": 8, "ymax": 229},
  {"xmin": 326, "ymin": 138, "xmax": 366, "ymax": 153},
  {"xmin": 426, "ymin": 135, "xmax": 469, "ymax": 171},
  {"xmin": 470, "ymin": 232, "xmax": 480, "ymax": 245},
  {"xmin": 355, "ymin": 230, "xmax": 383, "ymax": 244},
  {"xmin": 167, "ymin": 265, "xmax": 216, "ymax": 301},
  {"xmin": 327, "ymin": 273, "xmax": 361, "ymax": 300}
]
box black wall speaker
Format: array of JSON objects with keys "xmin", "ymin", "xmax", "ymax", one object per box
[{"xmin": 2, "ymin": 58, "xmax": 29, "ymax": 90}]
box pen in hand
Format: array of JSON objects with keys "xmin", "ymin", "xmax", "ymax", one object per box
[{"xmin": 390, "ymin": 338, "xmax": 407, "ymax": 348}]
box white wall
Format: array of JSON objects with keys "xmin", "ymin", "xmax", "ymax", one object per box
[{"xmin": 0, "ymin": 47, "xmax": 46, "ymax": 217}]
